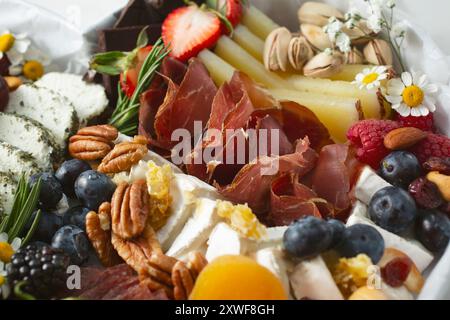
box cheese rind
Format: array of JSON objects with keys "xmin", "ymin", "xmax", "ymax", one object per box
[
  {"xmin": 0, "ymin": 113, "xmax": 60, "ymax": 169},
  {"xmin": 354, "ymin": 166, "xmax": 392, "ymax": 205},
  {"xmin": 6, "ymin": 84, "xmax": 78, "ymax": 147},
  {"xmin": 36, "ymin": 73, "xmax": 108, "ymax": 124}
]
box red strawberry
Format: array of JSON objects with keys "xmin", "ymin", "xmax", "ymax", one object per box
[
  {"xmin": 347, "ymin": 120, "xmax": 401, "ymax": 169},
  {"xmin": 396, "ymin": 113, "xmax": 435, "ymax": 132},
  {"xmin": 162, "ymin": 5, "xmax": 222, "ymax": 62},
  {"xmin": 120, "ymin": 45, "xmax": 153, "ymax": 98},
  {"xmin": 208, "ymin": 0, "xmax": 243, "ymax": 28},
  {"xmin": 409, "ymin": 133, "xmax": 450, "ymax": 163}
]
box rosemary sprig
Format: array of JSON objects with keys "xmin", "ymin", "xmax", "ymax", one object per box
[
  {"xmin": 109, "ymin": 38, "xmax": 170, "ymax": 135},
  {"xmin": 0, "ymin": 174, "xmax": 42, "ymax": 247}
]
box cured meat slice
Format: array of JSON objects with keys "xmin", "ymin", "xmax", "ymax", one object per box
[{"xmin": 217, "ymin": 138, "xmax": 318, "ymax": 216}]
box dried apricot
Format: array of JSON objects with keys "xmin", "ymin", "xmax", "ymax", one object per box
[{"xmin": 190, "ymin": 255, "xmax": 287, "ymax": 300}]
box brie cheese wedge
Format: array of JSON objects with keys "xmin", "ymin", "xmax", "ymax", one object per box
[
  {"xmin": 354, "ymin": 166, "xmax": 391, "ymax": 205},
  {"xmin": 36, "ymin": 73, "xmax": 108, "ymax": 124},
  {"xmin": 206, "ymin": 222, "xmax": 249, "ymax": 261},
  {"xmin": 0, "ymin": 113, "xmax": 60, "ymax": 169},
  {"xmin": 252, "ymin": 247, "xmax": 293, "ymax": 298},
  {"xmin": 290, "ymin": 255, "xmax": 344, "ymax": 300},
  {"xmin": 347, "ymin": 201, "xmax": 433, "ymax": 272},
  {"xmin": 381, "ymin": 283, "xmax": 414, "ymax": 300},
  {"xmin": 166, "ymin": 198, "xmax": 220, "ymax": 259}
]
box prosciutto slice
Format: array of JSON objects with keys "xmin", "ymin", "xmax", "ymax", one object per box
[{"xmin": 217, "ymin": 138, "xmax": 317, "ymax": 216}]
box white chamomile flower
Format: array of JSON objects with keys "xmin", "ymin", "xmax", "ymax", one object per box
[
  {"xmin": 392, "ymin": 21, "xmax": 407, "ymax": 38},
  {"xmin": 324, "ymin": 17, "xmax": 343, "ymax": 41},
  {"xmin": 353, "ymin": 66, "xmax": 389, "ymax": 90},
  {"xmin": 0, "ymin": 30, "xmax": 31, "ymax": 61},
  {"xmin": 0, "ymin": 261, "xmax": 11, "ymax": 300},
  {"xmin": 0, "ymin": 232, "xmax": 21, "ymax": 264},
  {"xmin": 386, "ymin": 71, "xmax": 439, "ymax": 117}
]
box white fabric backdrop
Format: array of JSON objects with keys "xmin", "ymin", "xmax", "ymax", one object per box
[{"xmin": 25, "ymin": 0, "xmax": 450, "ymax": 54}]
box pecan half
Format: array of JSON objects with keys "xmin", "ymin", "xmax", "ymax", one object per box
[
  {"xmin": 69, "ymin": 125, "xmax": 118, "ymax": 161},
  {"xmin": 172, "ymin": 252, "xmax": 208, "ymax": 300},
  {"xmin": 111, "ymin": 180, "xmax": 149, "ymax": 240},
  {"xmin": 85, "ymin": 202, "xmax": 122, "ymax": 267},
  {"xmin": 97, "ymin": 135, "xmax": 148, "ymax": 174}
]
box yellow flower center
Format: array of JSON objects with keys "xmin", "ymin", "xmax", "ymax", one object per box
[
  {"xmin": 23, "ymin": 60, "xmax": 44, "ymax": 81},
  {"xmin": 363, "ymin": 73, "xmax": 379, "ymax": 85},
  {"xmin": 0, "ymin": 275, "xmax": 5, "ymax": 287},
  {"xmin": 0, "ymin": 242, "xmax": 14, "ymax": 263},
  {"xmin": 0, "ymin": 33, "xmax": 15, "ymax": 52},
  {"xmin": 402, "ymin": 85, "xmax": 424, "ymax": 108}
]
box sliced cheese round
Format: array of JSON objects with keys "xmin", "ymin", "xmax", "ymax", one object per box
[
  {"xmin": 36, "ymin": 73, "xmax": 108, "ymax": 124},
  {"xmin": 0, "ymin": 173, "xmax": 17, "ymax": 216},
  {"xmin": 0, "ymin": 142, "xmax": 39, "ymax": 180},
  {"xmin": 6, "ymin": 84, "xmax": 79, "ymax": 147},
  {"xmin": 0, "ymin": 112, "xmax": 61, "ymax": 169}
]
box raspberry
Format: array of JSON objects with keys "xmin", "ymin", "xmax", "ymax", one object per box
[
  {"xmin": 396, "ymin": 113, "xmax": 434, "ymax": 132},
  {"xmin": 409, "ymin": 133, "xmax": 450, "ymax": 163},
  {"xmin": 347, "ymin": 120, "xmax": 401, "ymax": 169}
]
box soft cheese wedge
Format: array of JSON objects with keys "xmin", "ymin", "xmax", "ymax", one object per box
[
  {"xmin": 158, "ymin": 174, "xmax": 220, "ymax": 251},
  {"xmin": 36, "ymin": 73, "xmax": 108, "ymax": 124},
  {"xmin": 6, "ymin": 84, "xmax": 78, "ymax": 147},
  {"xmin": 206, "ymin": 222, "xmax": 249, "ymax": 262},
  {"xmin": 0, "ymin": 113, "xmax": 60, "ymax": 169},
  {"xmin": 166, "ymin": 198, "xmax": 220, "ymax": 259},
  {"xmin": 252, "ymin": 247, "xmax": 293, "ymax": 298},
  {"xmin": 0, "ymin": 142, "xmax": 39, "ymax": 179},
  {"xmin": 347, "ymin": 201, "xmax": 433, "ymax": 272},
  {"xmin": 290, "ymin": 256, "xmax": 344, "ymax": 300},
  {"xmin": 0, "ymin": 173, "xmax": 16, "ymax": 215}
]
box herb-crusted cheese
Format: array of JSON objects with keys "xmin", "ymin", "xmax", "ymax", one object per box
[
  {"xmin": 0, "ymin": 113, "xmax": 61, "ymax": 169},
  {"xmin": 0, "ymin": 173, "xmax": 16, "ymax": 216},
  {"xmin": 6, "ymin": 84, "xmax": 79, "ymax": 147},
  {"xmin": 36, "ymin": 73, "xmax": 109, "ymax": 124},
  {"xmin": 0, "ymin": 142, "xmax": 39, "ymax": 180}
]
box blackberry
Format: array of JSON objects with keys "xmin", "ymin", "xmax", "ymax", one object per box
[{"xmin": 6, "ymin": 243, "xmax": 70, "ymax": 299}]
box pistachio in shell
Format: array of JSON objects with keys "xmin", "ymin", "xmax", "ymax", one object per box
[
  {"xmin": 303, "ymin": 51, "xmax": 345, "ymax": 78},
  {"xmin": 288, "ymin": 36, "xmax": 314, "ymax": 71},
  {"xmin": 301, "ymin": 24, "xmax": 332, "ymax": 51},
  {"xmin": 363, "ymin": 39, "xmax": 393, "ymax": 66},
  {"xmin": 263, "ymin": 27, "xmax": 293, "ymax": 72},
  {"xmin": 345, "ymin": 47, "xmax": 365, "ymax": 64},
  {"xmin": 298, "ymin": 2, "xmax": 344, "ymax": 27}
]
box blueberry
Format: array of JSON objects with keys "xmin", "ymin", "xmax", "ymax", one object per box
[
  {"xmin": 29, "ymin": 173, "xmax": 63, "ymax": 210},
  {"xmin": 379, "ymin": 151, "xmax": 421, "ymax": 188},
  {"xmin": 369, "ymin": 186, "xmax": 418, "ymax": 234},
  {"xmin": 26, "ymin": 211, "xmax": 62, "ymax": 243},
  {"xmin": 51, "ymin": 225, "xmax": 90, "ymax": 265},
  {"xmin": 74, "ymin": 170, "xmax": 116, "ymax": 210},
  {"xmin": 283, "ymin": 216, "xmax": 333, "ymax": 259},
  {"xmin": 62, "ymin": 206, "xmax": 90, "ymax": 231},
  {"xmin": 55, "ymin": 159, "xmax": 91, "ymax": 197},
  {"xmin": 327, "ymin": 219, "xmax": 346, "ymax": 248},
  {"xmin": 337, "ymin": 224, "xmax": 385, "ymax": 263},
  {"xmin": 416, "ymin": 210, "xmax": 450, "ymax": 253}
]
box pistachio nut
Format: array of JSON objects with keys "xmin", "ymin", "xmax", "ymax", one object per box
[
  {"xmin": 303, "ymin": 51, "xmax": 345, "ymax": 78},
  {"xmin": 264, "ymin": 27, "xmax": 292, "ymax": 72},
  {"xmin": 345, "ymin": 47, "xmax": 364, "ymax": 64},
  {"xmin": 344, "ymin": 21, "xmax": 375, "ymax": 45},
  {"xmin": 301, "ymin": 24, "xmax": 332, "ymax": 51},
  {"xmin": 298, "ymin": 2, "xmax": 344, "ymax": 27},
  {"xmin": 363, "ymin": 39, "xmax": 393, "ymax": 65},
  {"xmin": 288, "ymin": 36, "xmax": 314, "ymax": 71}
]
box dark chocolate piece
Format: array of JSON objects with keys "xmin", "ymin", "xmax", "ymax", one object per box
[{"xmin": 115, "ymin": 0, "xmax": 161, "ymax": 28}]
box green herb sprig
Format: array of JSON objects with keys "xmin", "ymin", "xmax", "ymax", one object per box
[
  {"xmin": 90, "ymin": 28, "xmax": 170, "ymax": 136},
  {"xmin": 0, "ymin": 174, "xmax": 42, "ymax": 247}
]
